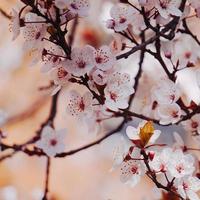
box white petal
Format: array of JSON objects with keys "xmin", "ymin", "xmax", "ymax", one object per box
[{"xmin": 126, "ymin": 126, "xmax": 139, "ymax": 140}]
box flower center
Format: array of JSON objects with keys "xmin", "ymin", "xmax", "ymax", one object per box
[
  {"xmin": 50, "ymin": 139, "xmax": 57, "ymax": 146},
  {"xmin": 57, "ymin": 67, "xmax": 68, "ymax": 79},
  {"xmin": 70, "ymin": 3, "xmax": 78, "ymax": 10},
  {"xmin": 35, "ymin": 31, "xmax": 41, "ymax": 40},
  {"xmin": 172, "ymin": 111, "xmax": 178, "ymax": 118},
  {"xmin": 131, "ymin": 166, "xmax": 138, "ymax": 174},
  {"xmin": 185, "ymin": 51, "xmax": 191, "ymax": 59},
  {"xmin": 152, "ymin": 101, "xmax": 158, "ymax": 110},
  {"xmin": 176, "ymin": 164, "xmax": 184, "ymax": 174},
  {"xmin": 110, "ymin": 92, "xmax": 117, "ymax": 101},
  {"xmin": 183, "ymin": 182, "xmax": 189, "ymax": 191},
  {"xmin": 79, "ymin": 99, "xmax": 85, "ymax": 111},
  {"xmin": 119, "ymin": 17, "xmax": 127, "ymax": 24},
  {"xmin": 95, "ymin": 56, "xmax": 103, "ymax": 64},
  {"xmin": 191, "ymin": 121, "xmax": 198, "ymax": 129},
  {"xmin": 78, "ymin": 61, "xmax": 86, "ymax": 69},
  {"xmin": 170, "ymin": 94, "xmax": 175, "ymax": 101}
]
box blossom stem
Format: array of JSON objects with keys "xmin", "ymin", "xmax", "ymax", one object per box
[{"xmin": 42, "ymin": 157, "xmax": 51, "ymax": 200}]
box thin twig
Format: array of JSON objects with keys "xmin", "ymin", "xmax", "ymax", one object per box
[{"xmin": 42, "ymin": 157, "xmax": 51, "ymax": 200}]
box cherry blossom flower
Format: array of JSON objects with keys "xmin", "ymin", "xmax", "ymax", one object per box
[
  {"xmin": 162, "ymin": 35, "xmax": 200, "ymax": 69},
  {"xmin": 94, "ymin": 45, "xmax": 116, "ymax": 71},
  {"xmin": 151, "ymin": 79, "xmax": 181, "ymax": 104},
  {"xmin": 107, "ymin": 4, "xmax": 135, "ymax": 32},
  {"xmin": 120, "ymin": 160, "xmax": 146, "ymax": 187},
  {"xmin": 11, "ymin": 9, "xmax": 21, "ymax": 41},
  {"xmin": 67, "ymin": 90, "xmax": 93, "ymax": 117},
  {"xmin": 104, "ymin": 72, "xmax": 134, "ymax": 111},
  {"xmin": 174, "ymin": 35, "xmax": 200, "ymax": 68},
  {"xmin": 35, "ymin": 126, "xmax": 67, "ymax": 157},
  {"xmin": 176, "ymin": 177, "xmax": 200, "ymax": 200},
  {"xmin": 112, "ymin": 137, "xmax": 131, "ymax": 170},
  {"xmin": 149, "ymin": 148, "xmax": 172, "ymax": 173},
  {"xmin": 104, "ymin": 83, "xmax": 133, "ymax": 111},
  {"xmin": 126, "ymin": 121, "xmax": 161, "ymax": 147},
  {"xmin": 65, "ymin": 45, "xmax": 95, "ymax": 76},
  {"xmin": 67, "ymin": 0, "xmax": 90, "ymax": 17},
  {"xmin": 182, "ymin": 114, "xmax": 200, "ymax": 134},
  {"xmin": 157, "ymin": 103, "xmax": 182, "ymax": 125},
  {"xmin": 82, "ymin": 104, "xmax": 113, "ymax": 134},
  {"xmin": 154, "ymin": 0, "xmax": 182, "ymax": 19},
  {"xmin": 22, "ymin": 13, "xmax": 46, "ymax": 50},
  {"xmin": 55, "ymin": 0, "xmax": 90, "ymax": 17},
  {"xmin": 50, "ymin": 63, "xmax": 71, "ymax": 95},
  {"xmin": 168, "ymin": 149, "xmax": 195, "ymax": 178}
]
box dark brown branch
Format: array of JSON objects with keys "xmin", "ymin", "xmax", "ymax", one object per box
[
  {"xmin": 141, "ymin": 150, "xmax": 184, "ymax": 200},
  {"xmin": 42, "ymin": 157, "xmax": 51, "ymax": 200}
]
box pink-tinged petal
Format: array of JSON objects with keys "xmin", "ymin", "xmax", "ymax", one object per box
[
  {"xmin": 149, "ymin": 130, "xmax": 161, "ymax": 144},
  {"xmin": 168, "ymin": 5, "xmax": 182, "ymax": 16},
  {"xmin": 126, "ymin": 126, "xmax": 140, "ymax": 140}
]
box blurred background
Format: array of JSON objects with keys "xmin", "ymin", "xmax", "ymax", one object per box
[{"xmin": 0, "ymin": 0, "xmax": 200, "ymax": 199}]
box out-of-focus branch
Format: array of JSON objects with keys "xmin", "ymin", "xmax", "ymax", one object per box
[
  {"xmin": 6, "ymin": 95, "xmax": 49, "ymax": 125},
  {"xmin": 0, "ymin": 8, "xmax": 11, "ymax": 19}
]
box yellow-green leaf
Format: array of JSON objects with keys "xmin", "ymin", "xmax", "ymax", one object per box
[{"xmin": 139, "ymin": 121, "xmax": 154, "ymax": 147}]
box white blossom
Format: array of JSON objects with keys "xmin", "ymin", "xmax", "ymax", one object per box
[
  {"xmin": 94, "ymin": 45, "xmax": 116, "ymax": 71},
  {"xmin": 107, "ymin": 4, "xmax": 135, "ymax": 32},
  {"xmin": 67, "ymin": 90, "xmax": 93, "ymax": 117},
  {"xmin": 35, "ymin": 126, "xmax": 67, "ymax": 157},
  {"xmin": 120, "ymin": 160, "xmax": 146, "ymax": 187},
  {"xmin": 149, "ymin": 148, "xmax": 172, "ymax": 173},
  {"xmin": 176, "ymin": 177, "xmax": 200, "ymax": 200},
  {"xmin": 168, "ymin": 149, "xmax": 195, "ymax": 178},
  {"xmin": 157, "ymin": 103, "xmax": 182, "ymax": 125},
  {"xmin": 154, "ymin": 0, "xmax": 182, "ymax": 19},
  {"xmin": 65, "ymin": 45, "xmax": 95, "ymax": 76},
  {"xmin": 151, "ymin": 79, "xmax": 180, "ymax": 104}
]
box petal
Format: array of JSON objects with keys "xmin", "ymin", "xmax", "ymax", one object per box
[
  {"xmin": 42, "ymin": 126, "xmax": 54, "ymax": 137},
  {"xmin": 187, "ymin": 190, "xmax": 200, "ymax": 200},
  {"xmin": 126, "ymin": 126, "xmax": 140, "ymax": 140},
  {"xmin": 149, "ymin": 130, "xmax": 161, "ymax": 144}
]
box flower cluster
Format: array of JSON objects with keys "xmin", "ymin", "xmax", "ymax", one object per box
[
  {"xmin": 1, "ymin": 0, "xmax": 200, "ymax": 199},
  {"xmin": 113, "ymin": 121, "xmax": 200, "ymax": 200}
]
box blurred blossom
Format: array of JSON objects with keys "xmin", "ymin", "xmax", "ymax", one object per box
[{"xmin": 0, "ymin": 186, "xmax": 18, "ymax": 200}]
